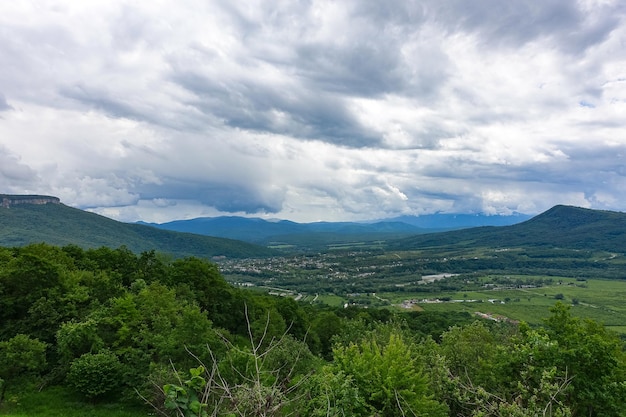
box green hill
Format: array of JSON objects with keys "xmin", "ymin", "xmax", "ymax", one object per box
[
  {"xmin": 0, "ymin": 200, "xmax": 276, "ymax": 258},
  {"xmin": 390, "ymin": 205, "xmax": 626, "ymax": 252}
]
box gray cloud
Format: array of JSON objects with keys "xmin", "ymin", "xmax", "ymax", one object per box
[
  {"xmin": 135, "ymin": 178, "xmax": 285, "ymax": 214},
  {"xmin": 429, "ymin": 0, "xmax": 622, "ymax": 54},
  {"xmin": 170, "ymin": 68, "xmax": 382, "ymax": 147},
  {"xmin": 0, "ymin": 146, "xmax": 39, "ymax": 191},
  {"xmin": 0, "ymin": 93, "xmax": 12, "ymax": 111}
]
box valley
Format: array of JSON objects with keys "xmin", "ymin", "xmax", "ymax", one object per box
[{"xmin": 218, "ymin": 246, "xmax": 626, "ymax": 335}]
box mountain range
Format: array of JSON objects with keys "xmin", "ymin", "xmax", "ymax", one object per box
[
  {"xmin": 141, "ymin": 212, "xmax": 530, "ymax": 246},
  {"xmin": 2, "ymin": 193, "xmax": 626, "ymax": 256}
]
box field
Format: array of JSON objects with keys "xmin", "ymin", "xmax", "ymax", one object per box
[
  {"xmin": 379, "ymin": 275, "xmax": 626, "ymax": 334},
  {"xmin": 220, "ymin": 245, "xmax": 626, "ymax": 336}
]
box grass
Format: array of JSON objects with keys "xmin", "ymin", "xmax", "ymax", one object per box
[
  {"xmin": 0, "ymin": 386, "xmax": 152, "ymax": 417},
  {"xmin": 313, "ymin": 294, "xmax": 345, "ymax": 307},
  {"xmin": 379, "ymin": 275, "xmax": 626, "ymax": 335}
]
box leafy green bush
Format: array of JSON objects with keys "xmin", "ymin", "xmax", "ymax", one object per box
[
  {"xmin": 0, "ymin": 334, "xmax": 47, "ymax": 403},
  {"xmin": 66, "ymin": 351, "xmax": 123, "ymax": 400}
]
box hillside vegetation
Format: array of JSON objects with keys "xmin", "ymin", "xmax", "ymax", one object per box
[
  {"xmin": 0, "ymin": 243, "xmax": 624, "ymax": 417},
  {"xmin": 390, "ymin": 205, "xmax": 626, "ymax": 252},
  {"xmin": 0, "ymin": 203, "xmax": 276, "ymax": 258}
]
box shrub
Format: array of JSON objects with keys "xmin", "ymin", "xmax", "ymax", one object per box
[{"xmin": 66, "ymin": 351, "xmax": 123, "ymax": 400}]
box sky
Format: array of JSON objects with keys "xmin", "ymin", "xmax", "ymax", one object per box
[{"xmin": 1, "ymin": 0, "xmax": 625, "ymax": 223}]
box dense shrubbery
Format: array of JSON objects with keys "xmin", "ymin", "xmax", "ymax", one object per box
[{"xmin": 0, "ymin": 243, "xmax": 624, "ymax": 416}]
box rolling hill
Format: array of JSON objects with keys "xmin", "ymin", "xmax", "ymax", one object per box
[
  {"xmin": 143, "ymin": 213, "xmax": 530, "ymax": 246},
  {"xmin": 143, "ymin": 216, "xmax": 428, "ymax": 248},
  {"xmin": 0, "ymin": 198, "xmax": 276, "ymax": 258},
  {"xmin": 389, "ymin": 205, "xmax": 626, "ymax": 252}
]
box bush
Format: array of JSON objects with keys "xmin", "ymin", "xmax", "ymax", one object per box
[{"xmin": 66, "ymin": 351, "xmax": 123, "ymax": 400}]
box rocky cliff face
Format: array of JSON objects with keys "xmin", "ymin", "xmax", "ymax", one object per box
[{"xmin": 0, "ymin": 194, "xmax": 61, "ymax": 208}]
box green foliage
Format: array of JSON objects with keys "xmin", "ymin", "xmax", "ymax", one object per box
[
  {"xmin": 0, "ymin": 334, "xmax": 47, "ymax": 403},
  {"xmin": 66, "ymin": 351, "xmax": 123, "ymax": 400},
  {"xmin": 165, "ymin": 257, "xmax": 237, "ymax": 329},
  {"xmin": 163, "ymin": 366, "xmax": 208, "ymax": 417},
  {"xmin": 309, "ymin": 310, "xmax": 342, "ymax": 358},
  {"xmin": 333, "ymin": 330, "xmax": 448, "ymax": 417},
  {"xmin": 158, "ymin": 313, "xmax": 319, "ymax": 417},
  {"xmin": 0, "ymin": 384, "xmax": 149, "ymax": 417},
  {"xmin": 434, "ymin": 305, "xmax": 626, "ymax": 417},
  {"xmin": 440, "ymin": 321, "xmax": 501, "ymax": 390},
  {"xmin": 539, "ymin": 303, "xmax": 626, "ymax": 416},
  {"xmin": 468, "ymin": 367, "xmax": 573, "ymax": 417},
  {"xmin": 56, "ymin": 319, "xmax": 104, "ymax": 364},
  {"xmin": 2, "ymin": 241, "xmax": 625, "ymax": 417},
  {"xmin": 298, "ymin": 367, "xmax": 369, "ymax": 417}
]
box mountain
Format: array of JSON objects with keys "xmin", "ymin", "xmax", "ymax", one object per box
[
  {"xmin": 383, "ymin": 212, "xmax": 531, "ymax": 229},
  {"xmin": 389, "ymin": 205, "xmax": 626, "ymax": 252},
  {"xmin": 0, "ymin": 196, "xmax": 276, "ymax": 258},
  {"xmin": 144, "ymin": 216, "xmax": 428, "ymax": 248},
  {"xmin": 146, "ymin": 212, "xmax": 530, "ymax": 245},
  {"xmin": 144, "ymin": 216, "xmax": 309, "ymax": 242}
]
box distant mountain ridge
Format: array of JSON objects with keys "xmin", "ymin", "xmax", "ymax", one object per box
[
  {"xmin": 0, "ymin": 198, "xmax": 275, "ymax": 258},
  {"xmin": 144, "ymin": 212, "xmax": 529, "ymax": 244},
  {"xmin": 383, "ymin": 212, "xmax": 531, "ymax": 228}
]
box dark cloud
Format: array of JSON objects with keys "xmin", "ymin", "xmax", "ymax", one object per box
[
  {"xmin": 59, "ymin": 84, "xmax": 191, "ymax": 131},
  {"xmin": 170, "ymin": 69, "xmax": 382, "ymax": 147},
  {"xmin": 60, "ymin": 85, "xmax": 140, "ymax": 119},
  {"xmin": 429, "ymin": 0, "xmax": 622, "ymax": 54},
  {"xmin": 163, "ymin": 0, "xmax": 452, "ymax": 149},
  {"xmin": 296, "ymin": 42, "xmax": 405, "ymax": 97},
  {"xmin": 0, "ymin": 93, "xmax": 12, "ymax": 111},
  {"xmin": 136, "ymin": 179, "xmax": 284, "ymax": 214},
  {"xmin": 0, "ymin": 147, "xmax": 38, "ymax": 184}
]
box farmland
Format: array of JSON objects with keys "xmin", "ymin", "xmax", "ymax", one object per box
[{"xmin": 218, "ymin": 248, "xmax": 626, "ymax": 335}]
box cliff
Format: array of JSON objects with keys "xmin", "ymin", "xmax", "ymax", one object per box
[{"xmin": 0, "ymin": 194, "xmax": 61, "ymax": 208}]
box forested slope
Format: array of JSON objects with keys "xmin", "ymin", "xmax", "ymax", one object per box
[
  {"xmin": 390, "ymin": 205, "xmax": 626, "ymax": 252},
  {"xmin": 0, "ymin": 202, "xmax": 276, "ymax": 258}
]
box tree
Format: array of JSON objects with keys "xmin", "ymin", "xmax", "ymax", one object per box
[
  {"xmin": 332, "ymin": 330, "xmax": 448, "ymax": 417},
  {"xmin": 298, "ymin": 367, "xmax": 369, "ymax": 417},
  {"xmin": 0, "ymin": 334, "xmax": 47, "ymax": 403},
  {"xmin": 151, "ymin": 306, "xmax": 319, "ymax": 417},
  {"xmin": 446, "ymin": 329, "xmax": 573, "ymax": 417},
  {"xmin": 436, "ymin": 305, "xmax": 626, "ymax": 417},
  {"xmin": 440, "ymin": 321, "xmax": 500, "ymax": 391},
  {"xmin": 539, "ymin": 303, "xmax": 626, "ymax": 416}
]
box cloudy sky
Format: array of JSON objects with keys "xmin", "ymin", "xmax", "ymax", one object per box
[{"xmin": 1, "ymin": 0, "xmax": 625, "ymax": 223}]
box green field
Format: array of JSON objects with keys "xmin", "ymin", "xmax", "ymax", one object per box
[
  {"xmin": 0, "ymin": 386, "xmax": 150, "ymax": 417},
  {"xmin": 378, "ymin": 275, "xmax": 626, "ymax": 334}
]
